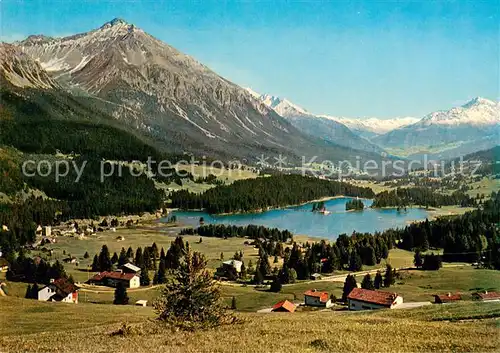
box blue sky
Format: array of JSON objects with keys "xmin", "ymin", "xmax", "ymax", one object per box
[{"xmin": 1, "ymin": 0, "xmax": 498, "ymax": 118}]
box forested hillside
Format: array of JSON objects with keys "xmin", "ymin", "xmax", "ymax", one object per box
[
  {"xmin": 372, "ymin": 187, "xmax": 475, "ymax": 208},
  {"xmin": 0, "ymin": 89, "xmax": 175, "ymax": 161},
  {"xmin": 170, "ymin": 175, "xmax": 375, "ymax": 213},
  {"xmin": 396, "ymin": 192, "xmax": 500, "ymax": 267}
]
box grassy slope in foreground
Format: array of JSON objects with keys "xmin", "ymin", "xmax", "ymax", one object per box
[{"xmin": 0, "ymin": 297, "xmax": 499, "ymax": 353}]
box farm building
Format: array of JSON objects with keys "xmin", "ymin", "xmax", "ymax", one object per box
[
  {"xmin": 88, "ymin": 271, "xmax": 140, "ymax": 288},
  {"xmin": 121, "ymin": 263, "xmax": 141, "ymax": 274},
  {"xmin": 135, "ymin": 300, "xmax": 148, "ymax": 307},
  {"xmin": 304, "ymin": 289, "xmax": 333, "ymax": 308},
  {"xmin": 215, "ymin": 259, "xmax": 243, "ymax": 280},
  {"xmin": 38, "ymin": 278, "xmax": 78, "ymax": 304},
  {"xmin": 271, "ymin": 300, "xmax": 296, "ymax": 313},
  {"xmin": 433, "ymin": 293, "xmax": 462, "ymax": 304},
  {"xmin": 347, "ymin": 288, "xmax": 403, "ymax": 311},
  {"xmin": 222, "ymin": 260, "xmax": 243, "ymax": 273},
  {"xmin": 472, "ymin": 291, "xmax": 500, "ymax": 302}
]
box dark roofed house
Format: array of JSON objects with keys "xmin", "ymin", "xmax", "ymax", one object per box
[
  {"xmin": 434, "ymin": 293, "xmax": 462, "ymax": 304},
  {"xmin": 38, "ymin": 278, "xmax": 78, "ymax": 303},
  {"xmin": 473, "ymin": 291, "xmax": 500, "ymax": 302},
  {"xmin": 347, "ymin": 288, "xmax": 403, "ymax": 311},
  {"xmin": 88, "ymin": 270, "xmax": 140, "ymax": 288},
  {"xmin": 271, "ymin": 300, "xmax": 296, "ymax": 313}
]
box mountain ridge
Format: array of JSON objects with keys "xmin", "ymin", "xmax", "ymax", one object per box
[
  {"xmin": 3, "ymin": 19, "xmax": 389, "ymax": 166},
  {"xmin": 373, "ymin": 97, "xmax": 499, "ymax": 159},
  {"xmin": 246, "ymin": 89, "xmax": 386, "ymax": 154}
]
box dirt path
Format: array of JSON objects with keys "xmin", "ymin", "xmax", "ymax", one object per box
[
  {"xmin": 221, "ymin": 263, "xmax": 471, "ymax": 288},
  {"xmin": 77, "ymin": 284, "xmax": 163, "ymax": 293}
]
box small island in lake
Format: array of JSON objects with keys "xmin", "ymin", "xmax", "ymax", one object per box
[
  {"xmin": 346, "ymin": 198, "xmax": 364, "ymax": 211},
  {"xmin": 312, "ymin": 201, "xmax": 330, "ymax": 214}
]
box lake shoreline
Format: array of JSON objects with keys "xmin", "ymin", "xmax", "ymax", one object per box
[
  {"xmin": 170, "ymin": 195, "xmax": 354, "ymax": 217},
  {"xmin": 169, "ymin": 197, "xmax": 434, "ymax": 239}
]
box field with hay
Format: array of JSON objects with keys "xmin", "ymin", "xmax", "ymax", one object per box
[{"xmin": 0, "ymin": 297, "xmax": 498, "ymax": 353}]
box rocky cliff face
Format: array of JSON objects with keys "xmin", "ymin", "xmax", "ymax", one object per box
[{"xmin": 0, "ymin": 43, "xmax": 58, "ymax": 89}]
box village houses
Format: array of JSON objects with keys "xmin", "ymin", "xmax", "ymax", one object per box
[
  {"xmin": 38, "ymin": 278, "xmax": 78, "ymax": 304},
  {"xmin": 433, "ymin": 292, "xmax": 462, "ymax": 304},
  {"xmin": 347, "ymin": 288, "xmax": 403, "ymax": 310},
  {"xmin": 271, "ymin": 300, "xmax": 297, "ymax": 313},
  {"xmin": 472, "ymin": 291, "xmax": 500, "ymax": 302},
  {"xmin": 88, "ymin": 270, "xmax": 140, "ymax": 288},
  {"xmin": 304, "ymin": 289, "xmax": 333, "ymax": 308}
]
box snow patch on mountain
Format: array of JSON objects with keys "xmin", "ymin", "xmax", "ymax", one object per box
[
  {"xmin": 327, "ymin": 116, "xmax": 420, "ymax": 135},
  {"xmin": 417, "ymin": 97, "xmax": 499, "ymax": 127}
]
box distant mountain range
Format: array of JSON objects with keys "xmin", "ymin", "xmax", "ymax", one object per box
[
  {"xmin": 0, "ymin": 17, "xmax": 497, "ymax": 166},
  {"xmin": 246, "ymin": 89, "xmax": 384, "ymax": 154},
  {"xmin": 372, "ymin": 97, "xmax": 499, "ymax": 159},
  {"xmin": 0, "ymin": 18, "xmax": 390, "ymax": 166},
  {"xmin": 329, "ymin": 116, "xmax": 420, "ymax": 138},
  {"xmin": 249, "ymin": 89, "xmax": 499, "ymax": 159}
]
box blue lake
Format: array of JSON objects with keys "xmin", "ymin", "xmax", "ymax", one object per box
[{"xmin": 170, "ymin": 197, "xmax": 430, "ymax": 239}]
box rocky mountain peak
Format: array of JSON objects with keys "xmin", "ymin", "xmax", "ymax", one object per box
[
  {"xmin": 461, "ymin": 96, "xmax": 496, "ymax": 109},
  {"xmin": 101, "ymin": 18, "xmax": 129, "ymax": 27}
]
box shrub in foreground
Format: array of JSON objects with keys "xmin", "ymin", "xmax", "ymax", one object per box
[{"xmin": 153, "ymin": 250, "xmax": 235, "ymax": 330}]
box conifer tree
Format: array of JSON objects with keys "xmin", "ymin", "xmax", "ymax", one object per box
[
  {"xmin": 253, "ymin": 267, "xmax": 264, "ymax": 284},
  {"xmin": 126, "ymin": 246, "xmax": 134, "ymax": 259},
  {"xmin": 247, "ymin": 260, "xmax": 254, "ymax": 273},
  {"xmin": 153, "ymin": 250, "xmax": 232, "ymax": 329},
  {"xmin": 83, "ymin": 251, "xmax": 90, "ymax": 259},
  {"xmin": 113, "ymin": 282, "xmax": 129, "ymax": 305},
  {"xmin": 231, "ymin": 296, "xmax": 237, "ymax": 310},
  {"xmin": 361, "ymin": 273, "xmax": 375, "ymax": 290},
  {"xmin": 98, "ymin": 245, "xmax": 112, "ymax": 271},
  {"xmin": 414, "ymin": 250, "xmax": 423, "ymax": 268},
  {"xmin": 135, "ymin": 247, "xmax": 144, "ymax": 268},
  {"xmin": 30, "ymin": 283, "xmax": 39, "ymax": 299},
  {"xmin": 240, "ymin": 263, "xmax": 247, "ymax": 279},
  {"xmin": 384, "ymin": 264, "xmax": 395, "ymax": 287},
  {"xmin": 342, "ymin": 274, "xmax": 357, "ymax": 302},
  {"xmin": 155, "ymin": 259, "xmax": 167, "ymax": 284},
  {"xmin": 270, "ymin": 276, "xmax": 282, "ymax": 292},
  {"xmin": 257, "ymin": 252, "xmax": 271, "ymax": 276},
  {"xmin": 111, "ymin": 252, "xmax": 118, "ymax": 264},
  {"xmin": 349, "ymin": 249, "xmax": 363, "ymax": 272},
  {"xmin": 374, "ymin": 271, "xmax": 383, "ymax": 289},
  {"xmin": 25, "ymin": 284, "xmax": 32, "ymax": 299},
  {"xmin": 91, "ymin": 255, "xmax": 99, "ymax": 271},
  {"xmin": 118, "ymin": 247, "xmax": 127, "ymax": 266},
  {"xmin": 151, "ymin": 242, "xmax": 159, "ymax": 258},
  {"xmin": 140, "ymin": 267, "xmax": 150, "ymax": 286},
  {"xmin": 143, "ymin": 247, "xmax": 152, "ymax": 270}
]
